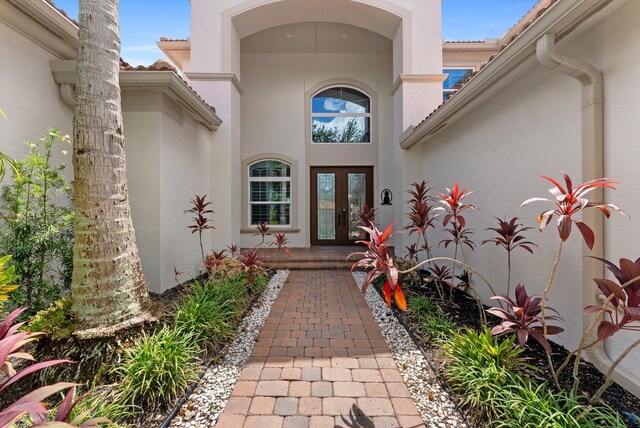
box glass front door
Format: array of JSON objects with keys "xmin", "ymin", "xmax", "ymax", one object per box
[{"xmin": 310, "ymin": 167, "xmax": 373, "ymax": 246}]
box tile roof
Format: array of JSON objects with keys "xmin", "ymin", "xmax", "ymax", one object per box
[
  {"xmin": 443, "ymin": 40, "xmax": 485, "ymax": 44},
  {"xmin": 41, "ymin": 2, "xmax": 215, "ymax": 115},
  {"xmin": 44, "ymin": 0, "xmax": 78, "ymax": 26},
  {"xmin": 414, "ymin": 0, "xmax": 557, "ymax": 129},
  {"xmin": 159, "ymin": 37, "xmax": 189, "ymax": 42},
  {"xmin": 119, "ymin": 59, "xmax": 216, "ymax": 113}
]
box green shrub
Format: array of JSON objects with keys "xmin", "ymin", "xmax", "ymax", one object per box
[
  {"xmin": 407, "ymin": 294, "xmax": 436, "ymax": 320},
  {"xmin": 419, "ymin": 310, "xmax": 458, "ymax": 343},
  {"xmin": 445, "ymin": 327, "xmax": 531, "ymax": 372},
  {"xmin": 114, "ymin": 326, "xmax": 199, "ymax": 410},
  {"xmin": 487, "ymin": 371, "xmax": 626, "ymax": 428},
  {"xmin": 174, "ymin": 280, "xmax": 243, "ymax": 346},
  {"xmin": 0, "ymin": 255, "xmax": 18, "ymax": 306},
  {"xmin": 27, "ymin": 297, "xmax": 74, "ymax": 337},
  {"xmin": 0, "ymin": 129, "xmax": 74, "ymax": 313}
]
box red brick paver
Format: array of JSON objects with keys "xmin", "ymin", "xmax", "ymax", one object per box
[{"xmin": 217, "ymin": 270, "xmax": 422, "ymax": 428}]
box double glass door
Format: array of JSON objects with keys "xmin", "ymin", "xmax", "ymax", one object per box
[{"xmin": 310, "ymin": 167, "xmax": 373, "ymax": 246}]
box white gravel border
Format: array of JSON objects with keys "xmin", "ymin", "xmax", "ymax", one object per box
[
  {"xmin": 352, "ymin": 271, "xmax": 469, "ymax": 428},
  {"xmin": 169, "ymin": 270, "xmax": 289, "ymax": 427}
]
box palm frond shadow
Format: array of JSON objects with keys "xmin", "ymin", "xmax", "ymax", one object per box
[{"xmin": 334, "ymin": 404, "xmax": 423, "ymax": 428}]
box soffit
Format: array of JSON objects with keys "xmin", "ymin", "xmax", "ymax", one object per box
[
  {"xmin": 241, "ymin": 22, "xmax": 392, "ymax": 54},
  {"xmin": 231, "ymin": 0, "xmax": 402, "ymax": 40}
]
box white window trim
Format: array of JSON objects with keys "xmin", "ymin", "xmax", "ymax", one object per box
[
  {"xmin": 241, "ymin": 154, "xmax": 300, "ymax": 233},
  {"xmin": 310, "ymin": 85, "xmax": 373, "ymax": 145},
  {"xmin": 248, "ymin": 160, "xmax": 293, "ymax": 228}
]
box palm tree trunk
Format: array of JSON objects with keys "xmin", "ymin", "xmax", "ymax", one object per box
[{"xmin": 71, "ymin": 0, "xmax": 149, "ymax": 333}]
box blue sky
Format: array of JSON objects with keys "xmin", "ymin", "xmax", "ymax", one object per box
[{"xmin": 54, "ymin": 0, "xmax": 538, "ymax": 66}]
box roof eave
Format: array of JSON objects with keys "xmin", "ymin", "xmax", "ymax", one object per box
[
  {"xmin": 401, "ymin": 0, "xmax": 611, "ymax": 150},
  {"xmin": 50, "ymin": 60, "xmax": 222, "ymax": 131}
]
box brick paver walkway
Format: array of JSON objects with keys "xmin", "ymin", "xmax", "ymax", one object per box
[{"xmin": 217, "ymin": 270, "xmax": 424, "ymax": 428}]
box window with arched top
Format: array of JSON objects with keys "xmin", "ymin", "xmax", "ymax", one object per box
[
  {"xmin": 248, "ymin": 159, "xmax": 292, "ymax": 226},
  {"xmin": 311, "ymin": 86, "xmax": 371, "ymax": 143}
]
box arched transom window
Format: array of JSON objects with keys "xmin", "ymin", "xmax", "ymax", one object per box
[
  {"xmin": 248, "ymin": 160, "xmax": 292, "ymax": 226},
  {"xmin": 311, "ymin": 87, "xmax": 371, "ymax": 143}
]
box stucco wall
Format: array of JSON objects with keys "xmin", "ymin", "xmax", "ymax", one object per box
[
  {"xmin": 0, "ymin": 21, "xmax": 73, "ymax": 166},
  {"xmin": 239, "ymin": 52, "xmax": 393, "ymax": 247},
  {"xmin": 410, "ymin": 0, "xmax": 640, "ymax": 373},
  {"xmin": 123, "ymin": 92, "xmax": 214, "ymax": 293}
]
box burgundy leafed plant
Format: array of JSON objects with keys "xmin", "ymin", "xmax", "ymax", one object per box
[
  {"xmin": 226, "ymin": 244, "xmax": 240, "ymax": 258},
  {"xmin": 253, "ymin": 222, "xmax": 271, "ymax": 247},
  {"xmin": 435, "ymin": 183, "xmax": 476, "ymax": 289},
  {"xmin": 349, "ymin": 223, "xmax": 407, "ymax": 311},
  {"xmin": 405, "ymin": 181, "xmax": 436, "ymax": 260},
  {"xmin": 582, "ymin": 256, "xmax": 640, "ymax": 402},
  {"xmin": 425, "ymin": 264, "xmax": 453, "ymax": 297},
  {"xmin": 585, "ymin": 257, "xmax": 640, "ymax": 341},
  {"xmin": 482, "ymin": 217, "xmax": 537, "ymax": 296},
  {"xmin": 185, "ymin": 195, "xmax": 215, "ymax": 265},
  {"xmin": 30, "ymin": 385, "xmax": 109, "ymax": 427},
  {"xmin": 520, "ymin": 170, "xmax": 626, "ymax": 339},
  {"xmin": 456, "ymin": 270, "xmax": 472, "ymax": 291},
  {"xmin": 205, "ymin": 250, "xmax": 227, "ymax": 275},
  {"xmin": 240, "ymin": 248, "xmax": 265, "ymax": 288},
  {"xmin": 173, "ymin": 267, "xmax": 183, "ymax": 284},
  {"xmin": 488, "ymin": 284, "xmax": 564, "ymax": 354},
  {"xmin": 356, "ymin": 204, "xmax": 377, "ymax": 228},
  {"xmin": 269, "ymin": 233, "xmax": 291, "ymax": 258},
  {"xmin": 405, "ymin": 243, "xmax": 420, "ymax": 264},
  {"xmin": 521, "ymin": 170, "xmax": 624, "ymax": 248},
  {"xmin": 440, "ymin": 223, "xmax": 476, "ymax": 251}
]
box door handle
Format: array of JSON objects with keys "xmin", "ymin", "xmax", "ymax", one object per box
[{"xmin": 341, "ymin": 208, "xmax": 347, "ymax": 226}]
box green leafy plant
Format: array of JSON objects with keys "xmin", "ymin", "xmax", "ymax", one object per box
[
  {"xmin": 114, "ymin": 326, "xmax": 199, "ymax": 411},
  {"xmin": 0, "ymin": 255, "xmax": 18, "ymax": 305},
  {"xmin": 27, "ymin": 297, "xmax": 74, "ymax": 338},
  {"xmin": 487, "ymin": 372, "xmax": 625, "ymax": 428},
  {"xmin": 0, "ymin": 129, "xmax": 74, "ymax": 313},
  {"xmin": 419, "ymin": 309, "xmax": 458, "ymax": 343},
  {"xmin": 174, "ymin": 279, "xmax": 246, "ymax": 346}
]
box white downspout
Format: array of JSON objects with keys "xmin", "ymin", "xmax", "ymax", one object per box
[{"xmin": 536, "ymin": 32, "xmax": 640, "ymax": 397}]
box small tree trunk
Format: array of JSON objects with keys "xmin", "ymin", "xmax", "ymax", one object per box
[{"xmin": 71, "ymin": 0, "xmax": 149, "ymax": 332}]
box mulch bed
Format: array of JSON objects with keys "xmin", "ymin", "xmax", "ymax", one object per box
[{"xmin": 391, "ymin": 270, "xmax": 640, "ymax": 428}]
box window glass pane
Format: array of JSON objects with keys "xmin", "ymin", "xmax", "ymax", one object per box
[
  {"xmin": 347, "ymin": 173, "xmax": 366, "ymax": 241},
  {"xmin": 249, "ymin": 160, "xmax": 291, "ymax": 177},
  {"xmin": 443, "ymin": 68, "xmax": 473, "ymax": 90},
  {"xmin": 312, "ymin": 116, "xmax": 370, "ymax": 143},
  {"xmin": 251, "ymin": 204, "xmax": 290, "ymax": 226},
  {"xmin": 312, "ymin": 87, "xmax": 370, "ymax": 114},
  {"xmin": 250, "ymin": 181, "xmax": 291, "ymax": 203},
  {"xmin": 317, "ymin": 173, "xmax": 336, "ymax": 240}
]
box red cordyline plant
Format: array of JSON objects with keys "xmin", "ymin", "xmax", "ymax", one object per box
[
  {"xmin": 253, "ymin": 222, "xmax": 272, "ymax": 247},
  {"xmin": 564, "ymin": 256, "xmax": 640, "ymax": 402},
  {"xmin": 405, "ymin": 243, "xmax": 420, "ymax": 264},
  {"xmin": 482, "ymin": 217, "xmax": 537, "ymax": 296},
  {"xmin": 0, "ymin": 307, "xmax": 107, "ymax": 426},
  {"xmin": 240, "ymin": 248, "xmax": 265, "ymax": 288},
  {"xmin": 520, "ymin": 170, "xmax": 626, "ymax": 339},
  {"xmin": 434, "ymin": 183, "xmax": 476, "ymax": 296},
  {"xmin": 226, "ymin": 244, "xmax": 240, "ymax": 258},
  {"xmin": 425, "ymin": 264, "xmax": 453, "ymax": 297},
  {"xmin": 349, "ymin": 223, "xmax": 407, "ymax": 311},
  {"xmin": 488, "ymin": 284, "xmax": 564, "ymax": 354},
  {"xmin": 356, "ymin": 204, "xmax": 377, "ymax": 233},
  {"xmin": 405, "ymin": 181, "xmax": 437, "ymax": 260},
  {"xmin": 269, "ymin": 233, "xmax": 291, "ymax": 258},
  {"xmin": 205, "ymin": 250, "xmax": 227, "ymax": 275},
  {"xmin": 185, "ymin": 195, "xmax": 215, "ymax": 265}
]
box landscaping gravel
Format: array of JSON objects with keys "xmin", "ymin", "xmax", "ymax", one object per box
[
  {"xmin": 352, "ymin": 271, "xmax": 470, "ymax": 428},
  {"xmin": 169, "ymin": 270, "xmax": 289, "ymax": 428}
]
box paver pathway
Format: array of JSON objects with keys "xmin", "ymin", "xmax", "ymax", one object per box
[{"xmin": 217, "ymin": 270, "xmax": 424, "ymax": 428}]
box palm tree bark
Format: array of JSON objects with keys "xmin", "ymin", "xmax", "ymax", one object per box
[{"xmin": 71, "ymin": 0, "xmax": 149, "ymax": 333}]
